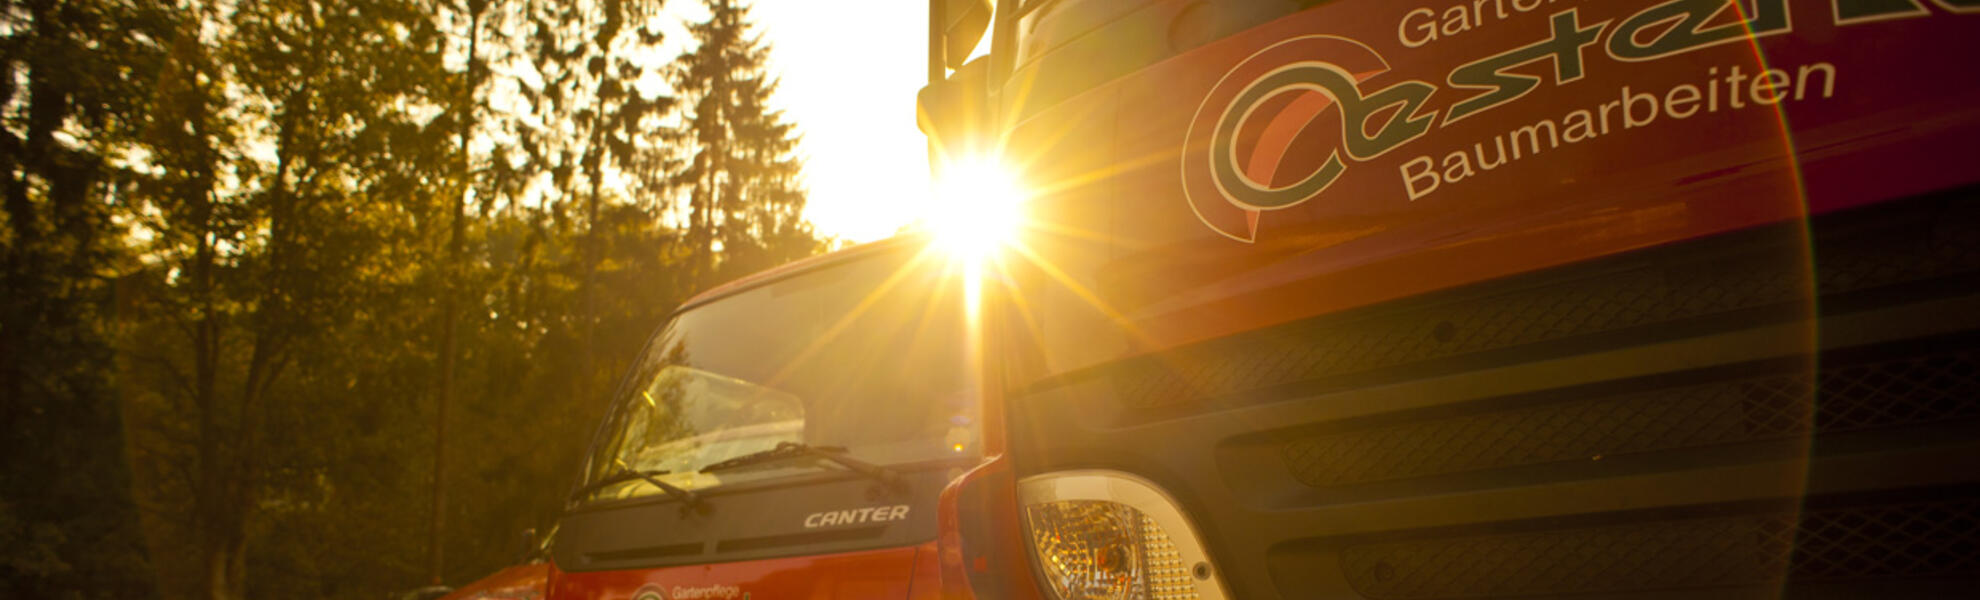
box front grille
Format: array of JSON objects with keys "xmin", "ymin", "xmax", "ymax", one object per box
[
  {"xmin": 1281, "ymin": 349, "xmax": 1980, "ymax": 487},
  {"xmin": 1105, "ymin": 198, "xmax": 1980, "ymax": 411},
  {"xmin": 1339, "ymin": 499, "xmax": 1980, "ymax": 599}
]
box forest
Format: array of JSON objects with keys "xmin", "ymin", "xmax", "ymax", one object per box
[{"xmin": 0, "ymin": 0, "xmax": 829, "ymax": 598}]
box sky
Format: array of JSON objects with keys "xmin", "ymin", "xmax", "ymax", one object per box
[{"xmin": 675, "ymin": 2, "xmax": 938, "ymax": 244}]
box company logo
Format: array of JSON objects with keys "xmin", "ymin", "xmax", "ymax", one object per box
[
  {"xmin": 631, "ymin": 584, "xmax": 743, "ymax": 600},
  {"xmin": 1178, "ymin": 0, "xmax": 1949, "ymax": 241},
  {"xmin": 1181, "ymin": 35, "xmax": 1438, "ymax": 243},
  {"xmin": 671, "ymin": 585, "xmax": 741, "ymax": 600}
]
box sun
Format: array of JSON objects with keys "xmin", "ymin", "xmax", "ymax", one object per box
[{"xmin": 925, "ymin": 158, "xmax": 1026, "ymax": 264}]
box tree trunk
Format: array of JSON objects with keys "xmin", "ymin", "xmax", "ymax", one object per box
[
  {"xmin": 430, "ymin": 6, "xmax": 482, "ymax": 583},
  {"xmin": 196, "ymin": 519, "xmax": 247, "ymax": 600}
]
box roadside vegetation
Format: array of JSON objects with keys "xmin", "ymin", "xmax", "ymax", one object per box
[{"xmin": 0, "ymin": 0, "xmax": 821, "ymax": 598}]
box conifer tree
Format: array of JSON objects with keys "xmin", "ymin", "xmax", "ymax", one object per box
[{"xmin": 670, "ymin": 0, "xmax": 821, "ymax": 286}]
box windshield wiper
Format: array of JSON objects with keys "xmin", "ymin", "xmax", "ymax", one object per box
[
  {"xmin": 700, "ymin": 442, "xmax": 905, "ymax": 490},
  {"xmin": 567, "ymin": 468, "xmax": 702, "ymax": 510}
]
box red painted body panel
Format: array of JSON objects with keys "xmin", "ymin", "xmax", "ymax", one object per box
[
  {"xmin": 1004, "ymin": 0, "xmax": 1980, "ymax": 374},
  {"xmin": 548, "ymin": 543, "xmax": 931, "ymax": 600},
  {"xmin": 442, "ymin": 563, "xmax": 550, "ymax": 600}
]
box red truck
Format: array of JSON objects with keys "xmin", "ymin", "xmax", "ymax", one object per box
[{"xmin": 545, "ymin": 1, "xmax": 1980, "ymax": 599}]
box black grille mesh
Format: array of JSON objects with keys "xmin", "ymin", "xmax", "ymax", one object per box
[
  {"xmin": 1109, "ymin": 205, "xmax": 1980, "ymax": 410},
  {"xmin": 1281, "ymin": 351, "xmax": 1980, "ymax": 487},
  {"xmin": 1340, "ymin": 500, "xmax": 1980, "ymax": 599}
]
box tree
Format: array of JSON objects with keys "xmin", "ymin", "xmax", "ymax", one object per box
[
  {"xmin": 117, "ymin": 0, "xmax": 453, "ymax": 597},
  {"xmin": 0, "ymin": 0, "xmax": 176, "ymax": 597},
  {"xmin": 513, "ymin": 0, "xmax": 676, "ymax": 402},
  {"xmin": 670, "ymin": 0, "xmax": 822, "ymax": 287},
  {"xmin": 7, "ymin": 0, "xmax": 834, "ymax": 597},
  {"xmin": 419, "ymin": 0, "xmax": 690, "ymax": 585}
]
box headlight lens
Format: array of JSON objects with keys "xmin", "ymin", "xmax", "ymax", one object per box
[{"xmin": 1024, "ymin": 500, "xmax": 1201, "ymax": 600}]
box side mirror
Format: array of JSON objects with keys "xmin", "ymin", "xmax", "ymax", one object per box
[
  {"xmin": 939, "ymin": 0, "xmax": 992, "ymax": 71},
  {"xmin": 917, "ymin": 57, "xmax": 992, "ymax": 165},
  {"xmin": 516, "ymin": 527, "xmax": 540, "ymax": 563}
]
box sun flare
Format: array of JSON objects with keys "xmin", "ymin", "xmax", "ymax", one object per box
[{"xmin": 926, "ymin": 158, "xmax": 1027, "ymax": 264}]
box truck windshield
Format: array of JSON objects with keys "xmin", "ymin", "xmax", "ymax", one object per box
[{"xmin": 577, "ymin": 244, "xmax": 980, "ymax": 504}]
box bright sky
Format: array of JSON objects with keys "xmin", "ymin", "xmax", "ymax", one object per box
[{"xmin": 668, "ymin": 2, "xmax": 936, "ymax": 244}]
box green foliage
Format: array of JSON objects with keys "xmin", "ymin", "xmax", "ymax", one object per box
[
  {"xmin": 0, "ymin": 0, "xmax": 177, "ymax": 597},
  {"xmin": 5, "ymin": 0, "xmax": 828, "ymax": 598}
]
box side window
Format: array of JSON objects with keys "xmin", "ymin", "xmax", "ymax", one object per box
[{"xmin": 582, "ymin": 332, "xmax": 676, "ymax": 483}]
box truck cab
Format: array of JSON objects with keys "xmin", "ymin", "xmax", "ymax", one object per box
[
  {"xmin": 546, "ymin": 1, "xmax": 1980, "ymax": 599},
  {"xmin": 548, "ymin": 238, "xmax": 980, "ymax": 600}
]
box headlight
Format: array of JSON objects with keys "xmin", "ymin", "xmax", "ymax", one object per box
[{"xmin": 1019, "ymin": 472, "xmax": 1229, "ymax": 600}]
